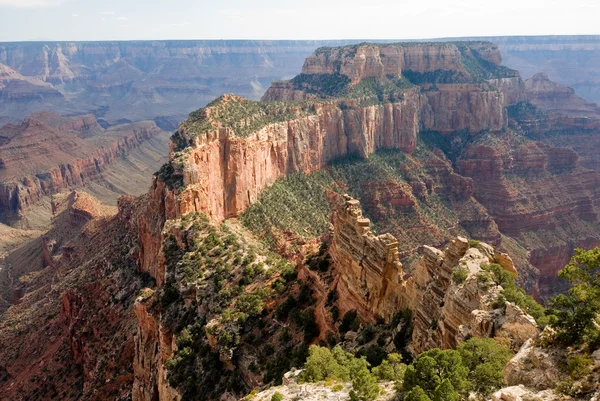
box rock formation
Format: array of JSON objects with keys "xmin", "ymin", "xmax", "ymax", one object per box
[
  {"xmin": 330, "ymin": 195, "xmax": 406, "ymax": 322},
  {"xmin": 132, "ymin": 293, "xmax": 181, "ymax": 401},
  {"xmin": 329, "ymin": 195, "xmax": 538, "ymax": 353}
]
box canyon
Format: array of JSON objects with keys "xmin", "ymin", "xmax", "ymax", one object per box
[
  {"xmin": 1, "ymin": 39, "xmax": 600, "ymax": 401},
  {"xmin": 0, "ymin": 111, "xmax": 170, "ymax": 228},
  {"xmin": 2, "ymin": 36, "xmax": 600, "ymax": 129}
]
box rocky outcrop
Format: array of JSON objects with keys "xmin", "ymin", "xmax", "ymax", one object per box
[
  {"xmin": 492, "ymin": 385, "xmax": 563, "ymax": 401},
  {"xmin": 330, "ymin": 195, "xmax": 406, "ymax": 322},
  {"xmin": 407, "ymin": 238, "xmax": 539, "ymax": 353},
  {"xmin": 263, "ymin": 43, "xmax": 510, "ymax": 134},
  {"xmin": 503, "ymin": 337, "xmax": 563, "ymax": 391},
  {"xmin": 329, "ymin": 195, "xmax": 537, "ymax": 353},
  {"xmin": 300, "ymin": 43, "xmax": 470, "ymax": 82}
]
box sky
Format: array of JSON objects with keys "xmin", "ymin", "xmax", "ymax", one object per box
[{"xmin": 0, "ymin": 0, "xmax": 599, "ymax": 42}]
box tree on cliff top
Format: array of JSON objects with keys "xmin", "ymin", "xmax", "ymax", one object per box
[
  {"xmin": 550, "ymin": 248, "xmax": 600, "ymax": 346},
  {"xmin": 457, "ymin": 338, "xmax": 513, "ymax": 396},
  {"xmin": 403, "ymin": 349, "xmax": 469, "ymax": 396}
]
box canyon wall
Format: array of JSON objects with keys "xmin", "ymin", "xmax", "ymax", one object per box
[
  {"xmin": 0, "ymin": 113, "xmax": 167, "ymax": 226},
  {"xmin": 169, "ymin": 78, "xmax": 507, "ymax": 228},
  {"xmin": 2, "ymin": 37, "xmax": 600, "ymax": 126},
  {"xmin": 0, "ymin": 40, "xmax": 357, "ymax": 125},
  {"xmin": 169, "ymin": 93, "xmax": 429, "ymax": 223}
]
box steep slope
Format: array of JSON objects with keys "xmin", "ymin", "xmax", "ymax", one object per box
[{"xmin": 0, "ymin": 192, "xmax": 149, "ymax": 400}]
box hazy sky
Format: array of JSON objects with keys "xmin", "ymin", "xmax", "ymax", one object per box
[{"xmin": 0, "ymin": 0, "xmax": 598, "ymax": 41}]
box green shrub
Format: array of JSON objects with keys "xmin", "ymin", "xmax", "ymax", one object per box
[
  {"xmin": 340, "ymin": 310, "xmax": 361, "ymax": 333},
  {"xmin": 302, "ymin": 309, "xmax": 320, "ymax": 342},
  {"xmin": 349, "ymin": 367, "xmax": 379, "ymax": 401},
  {"xmin": 298, "ymin": 345, "xmax": 351, "ymax": 382},
  {"xmin": 405, "ymin": 386, "xmax": 432, "ymax": 401},
  {"xmin": 372, "ymin": 353, "xmax": 406, "ymax": 384},
  {"xmin": 566, "ymin": 355, "xmax": 592, "ymax": 379},
  {"xmin": 403, "ymin": 349, "xmax": 469, "ymax": 396},
  {"xmin": 356, "ymin": 344, "xmax": 386, "ymax": 367},
  {"xmin": 451, "ymin": 266, "xmax": 469, "ymax": 284},
  {"xmin": 468, "ymin": 240, "xmax": 480, "ymax": 248},
  {"xmin": 271, "ymin": 392, "xmax": 284, "ymax": 401},
  {"xmin": 458, "ymin": 338, "xmax": 513, "ymax": 396}
]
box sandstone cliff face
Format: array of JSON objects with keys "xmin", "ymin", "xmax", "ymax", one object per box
[
  {"xmin": 423, "ymin": 84, "xmax": 506, "ymax": 134},
  {"xmin": 0, "ymin": 113, "xmax": 166, "ymax": 226},
  {"xmin": 132, "ymin": 295, "xmax": 181, "ymax": 401},
  {"xmin": 301, "ymin": 43, "xmax": 469, "ymax": 82},
  {"xmin": 169, "ymin": 80, "xmax": 507, "ymax": 227},
  {"xmin": 330, "ymin": 195, "xmax": 406, "ymax": 322},
  {"xmin": 166, "ymin": 94, "xmax": 426, "ymax": 225}
]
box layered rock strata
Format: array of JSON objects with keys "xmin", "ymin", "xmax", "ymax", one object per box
[
  {"xmin": 330, "ymin": 195, "xmax": 406, "ymax": 322},
  {"xmin": 0, "ymin": 112, "xmax": 166, "ymax": 225},
  {"xmin": 329, "ymin": 196, "xmax": 538, "ymax": 353},
  {"xmin": 166, "ymin": 93, "xmax": 427, "ymax": 225},
  {"xmin": 406, "ymin": 238, "xmax": 538, "ymax": 353}
]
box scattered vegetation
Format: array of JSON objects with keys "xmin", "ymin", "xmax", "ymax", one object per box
[
  {"xmin": 290, "ymin": 73, "xmax": 351, "ymax": 97},
  {"xmin": 157, "ymin": 212, "xmax": 320, "ymax": 399},
  {"xmin": 480, "ymin": 263, "xmax": 549, "ymax": 327},
  {"xmin": 506, "ymin": 101, "xmax": 547, "ymax": 122},
  {"xmin": 403, "ymin": 69, "xmax": 469, "ymax": 85},
  {"xmin": 457, "ymin": 338, "xmax": 513, "ymax": 396},
  {"xmin": 240, "ymin": 172, "xmax": 339, "ymax": 249},
  {"xmin": 182, "ymin": 95, "xmax": 317, "ymax": 139},
  {"xmin": 451, "ymin": 265, "xmax": 469, "ymax": 284},
  {"xmin": 341, "ymin": 76, "xmax": 413, "ymax": 105}
]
